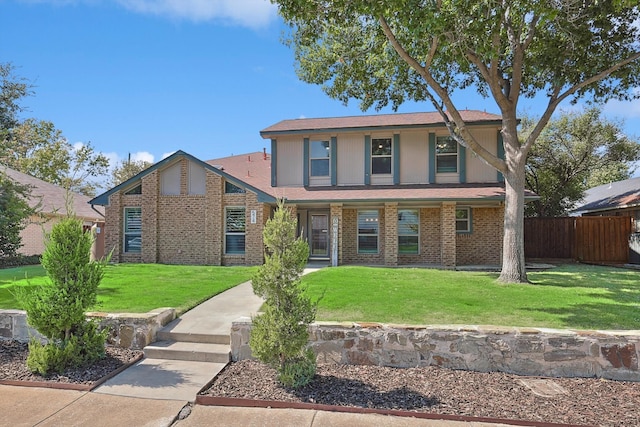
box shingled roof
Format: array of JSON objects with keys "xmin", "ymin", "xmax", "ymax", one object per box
[
  {"xmin": 1, "ymin": 165, "xmax": 104, "ymax": 221},
  {"xmin": 261, "ymin": 110, "xmax": 502, "ymax": 136},
  {"xmin": 573, "ymin": 176, "xmax": 640, "ymax": 214}
]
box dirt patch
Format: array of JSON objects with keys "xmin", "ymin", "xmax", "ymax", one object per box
[
  {"xmin": 0, "ymin": 340, "xmax": 142, "ymax": 387},
  {"xmin": 202, "ymin": 360, "xmax": 640, "ymax": 427}
]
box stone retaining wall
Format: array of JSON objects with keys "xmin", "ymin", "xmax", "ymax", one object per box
[
  {"xmin": 231, "ymin": 319, "xmax": 640, "ymax": 382},
  {"xmin": 0, "ymin": 308, "xmax": 176, "ymax": 350}
]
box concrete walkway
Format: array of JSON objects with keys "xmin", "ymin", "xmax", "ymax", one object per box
[{"xmin": 94, "ymin": 280, "xmax": 264, "ymax": 401}]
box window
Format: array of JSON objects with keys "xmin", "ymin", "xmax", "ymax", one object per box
[
  {"xmin": 124, "ymin": 185, "xmax": 141, "ymax": 195},
  {"xmin": 225, "ymin": 181, "xmax": 245, "ymax": 194},
  {"xmin": 456, "ymin": 207, "xmax": 471, "ymax": 233},
  {"xmin": 123, "ymin": 207, "xmax": 142, "ymax": 253},
  {"xmin": 436, "ymin": 136, "xmax": 458, "ymax": 173},
  {"xmin": 398, "ymin": 209, "xmax": 419, "ymax": 254},
  {"xmin": 225, "ymin": 207, "xmax": 246, "ymax": 254},
  {"xmin": 310, "ymin": 140, "xmax": 330, "ymax": 177},
  {"xmin": 371, "ymin": 138, "xmax": 392, "ymax": 174},
  {"xmin": 358, "ymin": 210, "xmax": 379, "ymax": 253}
]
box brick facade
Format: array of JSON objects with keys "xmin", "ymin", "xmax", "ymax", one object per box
[
  {"xmin": 104, "ymin": 159, "xmax": 265, "ymax": 266},
  {"xmin": 101, "ymin": 153, "xmax": 506, "ymax": 268}
]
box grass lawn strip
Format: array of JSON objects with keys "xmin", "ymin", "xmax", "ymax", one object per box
[
  {"xmin": 0, "ymin": 264, "xmax": 257, "ymax": 314},
  {"xmin": 302, "ymin": 264, "xmax": 640, "ymax": 330}
]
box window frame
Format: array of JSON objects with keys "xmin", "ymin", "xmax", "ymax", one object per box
[
  {"xmin": 436, "ymin": 136, "xmax": 458, "ymax": 174},
  {"xmin": 225, "ymin": 206, "xmax": 246, "ymax": 255},
  {"xmin": 225, "ymin": 181, "xmax": 246, "ymax": 194},
  {"xmin": 398, "ymin": 209, "xmax": 420, "ymax": 255},
  {"xmin": 357, "ymin": 209, "xmax": 379, "ymax": 254},
  {"xmin": 309, "ymin": 140, "xmax": 331, "ymax": 177},
  {"xmin": 371, "ymin": 138, "xmax": 392, "ymax": 175},
  {"xmin": 455, "ymin": 207, "xmax": 472, "ymax": 234},
  {"xmin": 123, "ymin": 207, "xmax": 142, "ymax": 253}
]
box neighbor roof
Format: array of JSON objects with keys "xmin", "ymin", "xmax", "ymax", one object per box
[
  {"xmin": 573, "ymin": 176, "xmax": 640, "ymax": 214},
  {"xmin": 261, "ymin": 110, "xmax": 502, "ymax": 137},
  {"xmin": 1, "ymin": 165, "xmax": 104, "ymax": 220}
]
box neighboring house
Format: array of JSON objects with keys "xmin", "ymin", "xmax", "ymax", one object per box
[
  {"xmin": 573, "ymin": 177, "xmax": 640, "ymax": 232},
  {"xmin": 90, "ymin": 110, "xmax": 537, "ymax": 267},
  {"xmin": 1, "ymin": 166, "xmax": 106, "ymax": 258}
]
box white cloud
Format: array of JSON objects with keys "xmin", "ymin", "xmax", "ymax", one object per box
[
  {"xmin": 161, "ymin": 151, "xmax": 175, "ymax": 159},
  {"xmin": 115, "ymin": 0, "xmax": 278, "ymax": 28},
  {"xmin": 130, "ymin": 151, "xmax": 155, "ymax": 163},
  {"xmin": 19, "ymin": 0, "xmax": 278, "ymax": 29}
]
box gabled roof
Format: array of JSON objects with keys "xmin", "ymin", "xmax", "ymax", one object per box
[
  {"xmin": 1, "ymin": 165, "xmax": 103, "ymax": 221},
  {"xmin": 89, "ymin": 150, "xmax": 277, "ymax": 206},
  {"xmin": 573, "ymin": 176, "xmax": 640, "ymax": 214},
  {"xmin": 261, "ymin": 110, "xmax": 502, "ymax": 137}
]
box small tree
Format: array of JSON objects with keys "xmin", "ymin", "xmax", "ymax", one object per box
[
  {"xmin": 250, "ymin": 201, "xmax": 317, "ymax": 388},
  {"xmin": 17, "ymin": 216, "xmax": 108, "ymax": 375}
]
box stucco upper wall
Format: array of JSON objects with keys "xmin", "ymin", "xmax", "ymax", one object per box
[{"xmin": 273, "ymin": 126, "xmax": 500, "ymax": 187}]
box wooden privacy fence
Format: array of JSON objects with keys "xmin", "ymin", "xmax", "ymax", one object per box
[{"xmin": 525, "ymin": 216, "xmax": 633, "ymax": 263}]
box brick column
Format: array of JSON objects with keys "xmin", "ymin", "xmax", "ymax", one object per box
[
  {"xmin": 205, "ymin": 172, "xmax": 223, "ymax": 265},
  {"xmin": 384, "ymin": 202, "xmax": 398, "ymax": 266},
  {"xmin": 105, "ymin": 193, "xmax": 122, "ymax": 262},
  {"xmin": 245, "ymin": 192, "xmax": 265, "ymax": 266},
  {"xmin": 441, "ymin": 202, "xmax": 456, "ymax": 268},
  {"xmin": 141, "ymin": 171, "xmax": 158, "ymax": 263},
  {"xmin": 330, "ymin": 203, "xmax": 343, "ymax": 266}
]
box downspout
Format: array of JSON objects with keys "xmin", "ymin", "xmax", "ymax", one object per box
[{"xmin": 91, "ymin": 204, "xmax": 105, "ymax": 219}]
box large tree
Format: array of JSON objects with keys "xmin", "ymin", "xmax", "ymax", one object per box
[
  {"xmin": 272, "ymin": 0, "xmax": 640, "ymax": 283},
  {"xmin": 524, "ymin": 109, "xmax": 640, "ymax": 217}
]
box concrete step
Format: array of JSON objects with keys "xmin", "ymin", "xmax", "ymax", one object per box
[
  {"xmin": 156, "ymin": 330, "xmax": 230, "ymax": 345},
  {"xmin": 143, "ymin": 340, "xmax": 231, "ymax": 363}
]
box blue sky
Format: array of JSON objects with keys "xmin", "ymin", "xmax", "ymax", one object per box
[{"xmin": 2, "ymin": 0, "xmax": 640, "ymax": 186}]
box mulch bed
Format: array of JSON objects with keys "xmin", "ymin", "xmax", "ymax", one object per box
[
  {"xmin": 0, "ymin": 340, "xmax": 142, "ymax": 390},
  {"xmin": 201, "ymin": 360, "xmax": 640, "ymax": 427}
]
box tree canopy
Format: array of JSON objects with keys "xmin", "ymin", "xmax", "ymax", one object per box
[
  {"xmin": 524, "ymin": 109, "xmax": 640, "ymax": 217},
  {"xmin": 272, "ymin": 0, "xmax": 640, "ymax": 282},
  {"xmin": 0, "ymin": 63, "xmax": 109, "ymax": 197},
  {"xmin": 108, "ymin": 156, "xmax": 153, "ymax": 188}
]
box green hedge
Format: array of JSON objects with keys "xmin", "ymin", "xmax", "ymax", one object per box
[{"xmin": 0, "ymin": 255, "xmax": 41, "ymax": 269}]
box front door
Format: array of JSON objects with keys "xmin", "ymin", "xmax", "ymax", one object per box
[{"xmin": 310, "ymin": 213, "xmax": 329, "ymax": 258}]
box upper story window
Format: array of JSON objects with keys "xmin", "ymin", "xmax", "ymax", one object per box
[
  {"xmin": 310, "ymin": 140, "xmax": 330, "ymax": 177},
  {"xmin": 358, "ymin": 210, "xmax": 379, "ymax": 254},
  {"xmin": 398, "ymin": 209, "xmax": 419, "ymax": 254},
  {"xmin": 123, "ymin": 207, "xmax": 142, "ymax": 253},
  {"xmin": 225, "ymin": 207, "xmax": 246, "ymax": 254},
  {"xmin": 436, "ymin": 136, "xmax": 458, "ymax": 173},
  {"xmin": 225, "ymin": 181, "xmax": 245, "ymax": 194},
  {"xmin": 456, "ymin": 207, "xmax": 472, "ymax": 233},
  {"xmin": 371, "ymin": 138, "xmax": 392, "ymax": 175}
]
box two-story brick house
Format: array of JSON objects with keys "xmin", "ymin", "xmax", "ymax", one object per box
[{"xmin": 90, "ymin": 110, "xmax": 536, "ymax": 267}]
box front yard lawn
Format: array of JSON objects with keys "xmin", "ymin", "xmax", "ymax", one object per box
[
  {"xmin": 0, "ymin": 264, "xmax": 256, "ymax": 314},
  {"xmin": 302, "ymin": 264, "xmax": 640, "ymax": 330}
]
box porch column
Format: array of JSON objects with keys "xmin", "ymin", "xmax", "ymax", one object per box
[
  {"xmin": 384, "ymin": 202, "xmax": 398, "ymax": 266},
  {"xmin": 441, "ymin": 202, "xmax": 456, "ymax": 268},
  {"xmin": 330, "ymin": 203, "xmax": 343, "ymax": 266}
]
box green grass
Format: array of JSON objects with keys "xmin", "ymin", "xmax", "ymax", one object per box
[
  {"xmin": 0, "ymin": 264, "xmax": 256, "ymax": 314},
  {"xmin": 302, "ymin": 264, "xmax": 640, "ymax": 330}
]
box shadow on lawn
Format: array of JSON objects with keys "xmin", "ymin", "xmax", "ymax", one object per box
[
  {"xmin": 527, "ymin": 267, "xmax": 640, "ymax": 330},
  {"xmin": 291, "ymin": 375, "xmax": 439, "ymax": 410}
]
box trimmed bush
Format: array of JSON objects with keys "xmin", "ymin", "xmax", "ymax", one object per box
[
  {"xmin": 17, "ymin": 216, "xmax": 108, "ymax": 374},
  {"xmin": 250, "ymin": 201, "xmax": 318, "ymax": 388}
]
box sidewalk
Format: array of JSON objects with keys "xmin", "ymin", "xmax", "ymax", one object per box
[{"xmin": 0, "ymin": 385, "xmax": 516, "ymax": 427}]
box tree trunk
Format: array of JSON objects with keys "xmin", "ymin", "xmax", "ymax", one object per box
[{"xmin": 498, "ymin": 163, "xmax": 529, "ymax": 283}]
